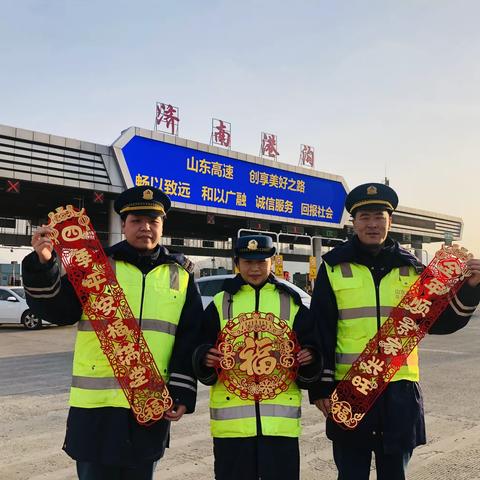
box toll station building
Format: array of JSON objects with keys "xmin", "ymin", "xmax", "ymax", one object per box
[{"xmin": 0, "ymin": 124, "xmax": 463, "ymax": 287}]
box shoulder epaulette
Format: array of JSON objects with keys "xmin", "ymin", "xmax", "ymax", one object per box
[
  {"xmin": 181, "ymin": 256, "xmax": 195, "ymax": 274},
  {"xmin": 414, "ymin": 264, "xmax": 425, "ymax": 274},
  {"xmin": 397, "ymin": 245, "xmax": 425, "ymax": 274},
  {"xmin": 168, "ymin": 252, "xmax": 195, "ymax": 274}
]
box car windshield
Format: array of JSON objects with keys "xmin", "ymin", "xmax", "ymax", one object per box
[{"xmin": 10, "ymin": 287, "xmax": 25, "ymax": 299}]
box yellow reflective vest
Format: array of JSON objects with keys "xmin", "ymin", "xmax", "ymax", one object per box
[
  {"xmin": 70, "ymin": 260, "xmax": 189, "ymax": 408},
  {"xmin": 326, "ymin": 262, "xmax": 420, "ymax": 382},
  {"xmin": 210, "ymin": 282, "xmax": 302, "ymax": 438}
]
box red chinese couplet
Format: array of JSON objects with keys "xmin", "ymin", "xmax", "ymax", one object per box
[
  {"xmin": 330, "ymin": 245, "xmax": 472, "ymax": 430},
  {"xmin": 47, "ymin": 205, "xmax": 172, "ymax": 425}
]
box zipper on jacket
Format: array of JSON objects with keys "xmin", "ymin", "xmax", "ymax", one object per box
[
  {"xmin": 370, "ymin": 267, "xmax": 382, "ymax": 332},
  {"xmin": 254, "ymin": 287, "xmax": 260, "ymax": 315},
  {"xmin": 371, "ymin": 267, "xmax": 384, "ymax": 438},
  {"xmin": 254, "ymin": 287, "xmax": 262, "ymax": 436},
  {"xmin": 374, "ymin": 283, "xmax": 381, "ymax": 332},
  {"xmin": 138, "ymin": 273, "xmax": 147, "ymax": 329}
]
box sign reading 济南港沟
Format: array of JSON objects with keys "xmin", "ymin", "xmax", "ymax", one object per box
[{"xmin": 115, "ymin": 131, "xmax": 348, "ymax": 226}]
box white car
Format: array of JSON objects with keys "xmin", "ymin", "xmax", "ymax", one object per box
[
  {"xmin": 195, "ymin": 274, "xmax": 311, "ymax": 309},
  {"xmin": 0, "ymin": 286, "xmax": 49, "ymax": 330}
]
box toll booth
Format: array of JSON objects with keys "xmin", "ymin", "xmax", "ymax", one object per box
[{"xmin": 0, "ymin": 123, "xmax": 464, "ymax": 287}]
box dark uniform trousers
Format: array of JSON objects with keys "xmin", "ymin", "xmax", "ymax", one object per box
[
  {"xmin": 213, "ymin": 436, "xmax": 300, "ymax": 480},
  {"xmin": 76, "ymin": 461, "xmax": 156, "ymax": 480},
  {"xmin": 332, "ymin": 442, "xmax": 412, "ymax": 480}
]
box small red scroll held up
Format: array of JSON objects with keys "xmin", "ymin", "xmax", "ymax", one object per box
[
  {"xmin": 330, "ymin": 245, "xmax": 472, "ymax": 430},
  {"xmin": 216, "ymin": 311, "xmax": 300, "ymax": 402},
  {"xmin": 47, "ymin": 205, "xmax": 173, "ymax": 425}
]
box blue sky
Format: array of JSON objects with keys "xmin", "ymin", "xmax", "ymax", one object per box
[{"xmin": 1, "ymin": 1, "xmax": 478, "ymax": 254}]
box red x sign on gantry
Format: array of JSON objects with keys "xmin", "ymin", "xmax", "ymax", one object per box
[
  {"xmin": 93, "ymin": 191, "xmax": 104, "ymax": 204},
  {"xmin": 6, "ymin": 180, "xmax": 20, "ymax": 193}
]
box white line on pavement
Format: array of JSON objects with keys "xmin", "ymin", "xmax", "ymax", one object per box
[{"xmin": 420, "ymin": 347, "xmax": 466, "ymax": 355}]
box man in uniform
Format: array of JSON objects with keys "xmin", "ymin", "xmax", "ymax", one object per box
[
  {"xmin": 193, "ymin": 235, "xmax": 321, "ymax": 480},
  {"xmin": 309, "ymin": 183, "xmax": 480, "ymax": 480},
  {"xmin": 22, "ymin": 185, "xmax": 203, "ymax": 480}
]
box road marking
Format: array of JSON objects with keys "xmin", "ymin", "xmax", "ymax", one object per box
[{"xmin": 420, "ymin": 347, "xmax": 466, "ymax": 355}]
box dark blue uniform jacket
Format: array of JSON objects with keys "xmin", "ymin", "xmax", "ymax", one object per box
[
  {"xmin": 22, "ymin": 241, "xmax": 203, "ymax": 466},
  {"xmin": 308, "ymin": 236, "xmax": 480, "ymax": 454}
]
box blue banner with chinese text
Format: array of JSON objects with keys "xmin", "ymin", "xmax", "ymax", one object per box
[{"xmin": 121, "ymin": 136, "xmax": 347, "ymax": 225}]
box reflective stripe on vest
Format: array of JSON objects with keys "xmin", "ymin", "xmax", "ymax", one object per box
[
  {"xmin": 339, "ymin": 306, "xmax": 395, "ymax": 320},
  {"xmin": 210, "ymin": 404, "xmax": 301, "ymax": 420},
  {"xmin": 77, "ymin": 318, "xmax": 178, "ymax": 335},
  {"xmin": 69, "ymin": 260, "xmax": 189, "ymax": 409},
  {"xmin": 335, "ymin": 352, "xmax": 409, "ymax": 366},
  {"xmin": 72, "ymin": 375, "xmax": 119, "ymax": 390},
  {"xmin": 210, "ymin": 281, "xmax": 302, "ymax": 438},
  {"xmin": 327, "ymin": 262, "xmax": 420, "ymax": 382}
]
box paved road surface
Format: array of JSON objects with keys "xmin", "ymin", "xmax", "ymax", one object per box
[{"xmin": 0, "ymin": 313, "xmax": 479, "ymax": 479}]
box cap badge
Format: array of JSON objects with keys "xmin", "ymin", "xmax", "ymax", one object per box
[
  {"xmin": 247, "ymin": 239, "xmax": 258, "ymax": 251},
  {"xmin": 143, "ymin": 189, "xmax": 154, "ymax": 200},
  {"xmin": 366, "ymin": 185, "xmax": 377, "ymax": 195}
]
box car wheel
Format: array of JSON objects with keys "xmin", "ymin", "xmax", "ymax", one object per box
[{"xmin": 22, "ymin": 310, "xmax": 42, "ymax": 330}]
